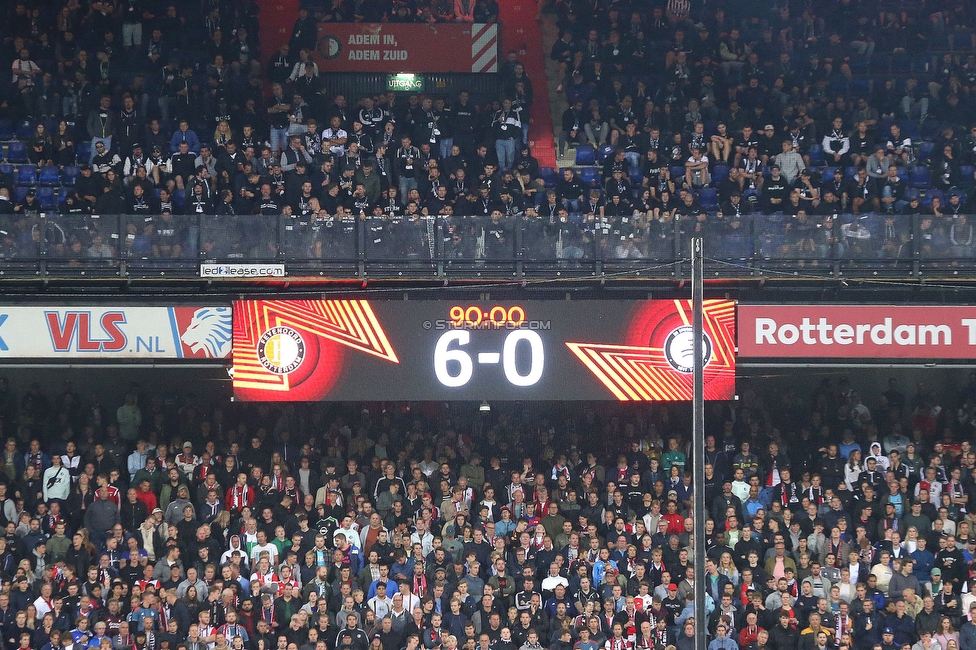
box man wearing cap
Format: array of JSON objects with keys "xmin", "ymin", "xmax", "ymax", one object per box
[
  {"xmin": 175, "ymin": 443, "xmax": 199, "ymax": 480},
  {"xmin": 763, "ymin": 164, "xmax": 789, "ymax": 214},
  {"xmin": 122, "ymin": 144, "xmax": 150, "ymax": 182},
  {"xmin": 878, "ymin": 627, "xmax": 898, "ymax": 650}
]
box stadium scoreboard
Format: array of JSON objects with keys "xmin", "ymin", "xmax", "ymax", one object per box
[{"xmin": 232, "ymin": 300, "xmax": 736, "ymax": 402}]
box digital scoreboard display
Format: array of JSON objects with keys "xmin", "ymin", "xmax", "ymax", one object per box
[{"xmin": 232, "ymin": 300, "xmax": 736, "ymax": 401}]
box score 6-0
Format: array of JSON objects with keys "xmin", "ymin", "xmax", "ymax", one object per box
[{"xmin": 433, "ymin": 330, "xmax": 545, "ymax": 388}]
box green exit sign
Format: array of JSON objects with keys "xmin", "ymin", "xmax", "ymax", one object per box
[{"xmin": 387, "ymin": 74, "xmax": 424, "ymax": 92}]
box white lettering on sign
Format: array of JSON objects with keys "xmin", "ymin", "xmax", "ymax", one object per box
[
  {"xmin": 348, "ymin": 34, "xmax": 380, "ymax": 44},
  {"xmin": 753, "ymin": 317, "xmax": 952, "ymax": 347},
  {"xmin": 346, "ymin": 49, "xmax": 408, "ymax": 61},
  {"xmin": 348, "ymin": 50, "xmax": 381, "ymax": 60}
]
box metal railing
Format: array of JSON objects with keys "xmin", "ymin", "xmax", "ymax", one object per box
[{"xmin": 1, "ymin": 211, "xmax": 972, "ymax": 281}]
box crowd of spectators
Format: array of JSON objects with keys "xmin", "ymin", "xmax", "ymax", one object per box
[
  {"xmin": 547, "ymin": 0, "xmax": 976, "ymax": 261},
  {"xmin": 309, "ymin": 0, "xmax": 499, "ymax": 24},
  {"xmin": 0, "ymin": 373, "xmax": 971, "ymax": 650},
  {"xmin": 8, "ymin": 0, "xmax": 976, "ymax": 266},
  {"xmin": 0, "ymin": 0, "xmax": 551, "ymax": 263}
]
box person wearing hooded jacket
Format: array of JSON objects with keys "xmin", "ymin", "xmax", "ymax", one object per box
[{"xmin": 868, "ymin": 442, "xmax": 891, "ymax": 472}]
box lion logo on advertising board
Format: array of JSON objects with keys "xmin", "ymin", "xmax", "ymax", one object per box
[{"xmin": 181, "ymin": 307, "xmax": 233, "ymax": 358}]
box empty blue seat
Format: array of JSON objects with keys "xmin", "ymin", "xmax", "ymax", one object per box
[
  {"xmin": 0, "ymin": 121, "xmax": 12, "ymax": 141},
  {"xmin": 38, "ymin": 165, "xmax": 59, "ymax": 186},
  {"xmin": 951, "ymin": 30, "xmax": 975, "ymax": 51},
  {"xmin": 61, "ymin": 166, "xmax": 79, "ymax": 186},
  {"xmin": 890, "ymin": 52, "xmax": 911, "ymax": 73},
  {"xmin": 0, "ymin": 163, "xmax": 12, "ymax": 178},
  {"xmin": 808, "ymin": 144, "xmax": 825, "ymax": 165},
  {"xmin": 14, "ymin": 120, "xmax": 33, "ymax": 141},
  {"xmin": 910, "ymin": 166, "xmax": 931, "ymax": 188},
  {"xmin": 698, "ymin": 187, "xmax": 718, "ymax": 209},
  {"xmin": 579, "ymin": 167, "xmax": 600, "ymax": 187},
  {"xmin": 6, "ymin": 141, "xmax": 26, "ymax": 163},
  {"xmin": 670, "ymin": 166, "xmax": 685, "ymax": 180},
  {"xmin": 900, "ymin": 120, "xmax": 919, "ymax": 139},
  {"xmin": 726, "ymin": 234, "xmax": 755, "ymax": 258},
  {"xmin": 824, "ymin": 166, "xmax": 839, "ymax": 179},
  {"xmin": 712, "ymin": 165, "xmax": 729, "ymax": 185},
  {"xmin": 596, "ymin": 144, "xmax": 615, "ymax": 164},
  {"xmin": 16, "ymin": 166, "xmax": 36, "ymax": 186},
  {"xmin": 919, "ymin": 120, "xmax": 942, "ymax": 139},
  {"xmin": 761, "ymin": 235, "xmax": 786, "ymax": 257},
  {"xmin": 76, "ymin": 142, "xmax": 91, "ymax": 163},
  {"xmin": 173, "ymin": 189, "xmax": 185, "ymax": 206},
  {"xmin": 844, "ymin": 166, "xmax": 859, "ymax": 181},
  {"xmin": 918, "ymin": 142, "xmax": 935, "ymax": 162},
  {"xmin": 36, "ymin": 187, "xmax": 56, "ymax": 210},
  {"xmin": 574, "ymin": 145, "xmax": 595, "ymax": 166},
  {"xmin": 912, "ymin": 53, "xmax": 933, "ymax": 73},
  {"xmin": 539, "ymin": 167, "xmax": 557, "ymax": 189},
  {"xmin": 13, "ymin": 187, "xmax": 26, "ymax": 203},
  {"xmin": 962, "ymin": 165, "xmax": 975, "ymax": 181}
]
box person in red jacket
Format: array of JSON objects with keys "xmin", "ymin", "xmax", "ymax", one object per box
[{"xmin": 134, "ymin": 479, "xmax": 158, "ymax": 513}]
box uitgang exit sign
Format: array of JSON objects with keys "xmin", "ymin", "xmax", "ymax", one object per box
[{"xmin": 387, "ymin": 74, "xmax": 425, "ymax": 92}]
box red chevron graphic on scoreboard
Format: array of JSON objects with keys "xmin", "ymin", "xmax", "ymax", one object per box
[
  {"xmin": 233, "ymin": 300, "xmax": 398, "ymax": 396},
  {"xmin": 235, "ymin": 300, "xmax": 398, "ymax": 362},
  {"xmin": 566, "ymin": 299, "xmax": 736, "ymax": 401}
]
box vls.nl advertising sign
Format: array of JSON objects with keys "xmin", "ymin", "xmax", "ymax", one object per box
[{"xmin": 0, "ymin": 306, "xmax": 232, "ymax": 358}]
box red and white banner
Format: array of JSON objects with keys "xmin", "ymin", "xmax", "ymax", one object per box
[
  {"xmin": 0, "ymin": 306, "xmax": 231, "ymax": 359},
  {"xmin": 738, "ymin": 305, "xmax": 976, "ymax": 359},
  {"xmin": 315, "ymin": 22, "xmax": 497, "ymax": 72}
]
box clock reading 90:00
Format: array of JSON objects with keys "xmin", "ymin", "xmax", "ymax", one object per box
[
  {"xmin": 449, "ymin": 305, "xmax": 526, "ymax": 327},
  {"xmin": 434, "ymin": 330, "xmax": 545, "ymax": 388}
]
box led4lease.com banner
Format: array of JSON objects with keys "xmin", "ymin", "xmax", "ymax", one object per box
[{"xmin": 232, "ymin": 300, "xmax": 736, "ymax": 402}]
